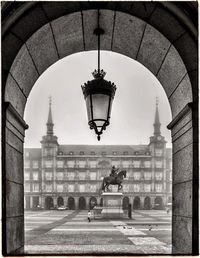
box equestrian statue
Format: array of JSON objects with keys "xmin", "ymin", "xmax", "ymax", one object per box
[{"xmin": 101, "ymin": 166, "xmax": 127, "ymax": 192}]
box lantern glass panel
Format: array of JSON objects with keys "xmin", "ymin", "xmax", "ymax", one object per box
[
  {"xmin": 92, "ymin": 94, "xmax": 109, "ymax": 121},
  {"xmin": 86, "ymin": 96, "xmax": 92, "ymax": 121}
]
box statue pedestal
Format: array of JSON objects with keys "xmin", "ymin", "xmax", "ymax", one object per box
[{"xmin": 101, "ymin": 192, "xmax": 124, "ymax": 218}]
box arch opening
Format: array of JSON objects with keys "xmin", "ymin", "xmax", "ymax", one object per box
[
  {"xmin": 45, "ymin": 196, "xmax": 53, "ymax": 210},
  {"xmin": 2, "ymin": 4, "xmax": 198, "ymax": 255}
]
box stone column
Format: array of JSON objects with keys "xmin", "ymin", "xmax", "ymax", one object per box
[
  {"xmin": 53, "ymin": 196, "xmax": 57, "ymax": 207},
  {"xmin": 3, "ymin": 102, "xmax": 28, "ymax": 255},
  {"xmin": 74, "ymin": 197, "xmax": 79, "ymax": 210},
  {"xmin": 168, "ymin": 103, "xmax": 198, "ymax": 254}
]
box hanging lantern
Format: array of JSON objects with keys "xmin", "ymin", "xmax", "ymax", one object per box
[
  {"xmin": 81, "ymin": 10, "xmax": 117, "ymax": 141},
  {"xmin": 81, "ymin": 69, "xmax": 116, "ymax": 141}
]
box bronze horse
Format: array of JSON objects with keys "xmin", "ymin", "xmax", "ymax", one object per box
[{"xmin": 101, "ymin": 170, "xmax": 127, "ymax": 192}]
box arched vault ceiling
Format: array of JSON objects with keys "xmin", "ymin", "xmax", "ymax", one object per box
[{"xmin": 4, "ymin": 10, "xmax": 193, "ymax": 119}]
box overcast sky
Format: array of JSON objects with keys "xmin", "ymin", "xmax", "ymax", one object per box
[{"xmin": 24, "ymin": 51, "xmax": 172, "ymax": 148}]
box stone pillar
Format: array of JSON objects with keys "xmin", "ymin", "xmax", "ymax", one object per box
[
  {"xmin": 53, "ymin": 196, "xmax": 57, "ymax": 207},
  {"xmin": 3, "ymin": 102, "xmax": 28, "ymax": 255},
  {"xmin": 140, "ymin": 196, "xmax": 144, "ymax": 209},
  {"xmin": 74, "ymin": 197, "xmax": 79, "ymax": 210},
  {"xmin": 168, "ymin": 103, "xmax": 198, "ymax": 254},
  {"xmin": 41, "ymin": 196, "xmax": 45, "ymax": 209},
  {"xmin": 86, "ymin": 197, "xmax": 90, "ymax": 209},
  {"xmin": 64, "ymin": 196, "xmax": 68, "ymax": 206}
]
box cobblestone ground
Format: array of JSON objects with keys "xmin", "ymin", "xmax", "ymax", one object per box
[{"xmin": 25, "ymin": 209, "xmax": 172, "ymax": 255}]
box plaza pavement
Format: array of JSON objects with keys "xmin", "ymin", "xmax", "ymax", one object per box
[{"xmin": 24, "ymin": 209, "xmax": 172, "ymax": 255}]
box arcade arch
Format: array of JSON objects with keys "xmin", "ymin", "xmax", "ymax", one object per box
[
  {"xmin": 133, "ymin": 196, "xmax": 141, "ymax": 210},
  {"xmin": 2, "ymin": 2, "xmax": 198, "ymax": 255},
  {"xmin": 123, "ymin": 196, "xmax": 129, "ymax": 210},
  {"xmin": 45, "ymin": 196, "xmax": 53, "ymax": 210},
  {"xmin": 89, "ymin": 197, "xmax": 97, "ymax": 209},
  {"xmin": 68, "ymin": 197, "xmax": 75, "ymax": 210},
  {"xmin": 79, "ymin": 197, "xmax": 86, "ymax": 210},
  {"xmin": 144, "ymin": 196, "xmax": 151, "ymax": 210},
  {"xmin": 57, "ymin": 196, "xmax": 64, "ymax": 207}
]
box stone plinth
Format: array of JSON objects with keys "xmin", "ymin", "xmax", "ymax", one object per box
[{"xmin": 101, "ymin": 192, "xmax": 124, "ymax": 218}]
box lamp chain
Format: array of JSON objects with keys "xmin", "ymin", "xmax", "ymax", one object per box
[{"xmin": 98, "ymin": 8, "xmax": 100, "ymax": 73}]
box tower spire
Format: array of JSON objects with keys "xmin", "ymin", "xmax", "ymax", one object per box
[
  {"xmin": 154, "ymin": 97, "xmax": 161, "ymax": 136},
  {"xmin": 46, "ymin": 96, "xmax": 54, "ymax": 135}
]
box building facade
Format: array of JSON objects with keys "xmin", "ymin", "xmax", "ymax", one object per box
[{"xmin": 24, "ymin": 101, "xmax": 172, "ymax": 210}]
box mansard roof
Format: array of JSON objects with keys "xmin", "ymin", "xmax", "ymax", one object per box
[
  {"xmin": 58, "ymin": 144, "xmax": 150, "ymax": 156},
  {"xmin": 25, "ymin": 148, "xmax": 41, "ymax": 158}
]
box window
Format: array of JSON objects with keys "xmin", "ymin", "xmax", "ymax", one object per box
[
  {"xmin": 33, "ymin": 172, "xmax": 38, "ymax": 180},
  {"xmin": 68, "ymin": 172, "xmax": 74, "ymax": 180},
  {"xmin": 24, "ymin": 160, "xmax": 30, "ymax": 168},
  {"xmin": 44, "ymin": 148, "xmax": 53, "ymax": 156},
  {"xmin": 45, "ymin": 160, "xmax": 53, "ymax": 168},
  {"xmin": 155, "ymin": 172, "xmax": 162, "ymax": 180},
  {"xmin": 79, "ymin": 160, "xmax": 86, "ymax": 168},
  {"xmin": 45, "ymin": 184, "xmax": 53, "ymax": 192},
  {"xmin": 90, "ymin": 161, "xmax": 96, "ymax": 168},
  {"xmin": 155, "ymin": 184, "xmax": 162, "ymax": 192},
  {"xmin": 155, "ymin": 149, "xmax": 163, "ymax": 156},
  {"xmin": 57, "ymin": 160, "xmax": 64, "ymax": 168},
  {"xmin": 57, "ymin": 184, "xmax": 64, "ymax": 192},
  {"xmin": 24, "ymin": 183, "xmax": 30, "ymax": 192},
  {"xmin": 144, "ymin": 184, "xmax": 151, "ymax": 192},
  {"xmin": 144, "ymin": 172, "xmax": 151, "ymax": 180},
  {"xmin": 134, "ymin": 161, "xmax": 140, "ymax": 168},
  {"xmin": 133, "ymin": 184, "xmax": 140, "ymax": 192},
  {"xmin": 79, "ymin": 184, "xmax": 85, "ymax": 192},
  {"xmin": 68, "ymin": 184, "xmax": 74, "ymax": 192},
  {"xmin": 32, "ymin": 160, "xmax": 39, "ymax": 168},
  {"xmin": 79, "ymin": 172, "xmax": 86, "ymax": 180},
  {"xmin": 32, "ymin": 183, "xmax": 39, "ymax": 192},
  {"xmin": 123, "ymin": 184, "xmax": 129, "ymax": 192},
  {"xmin": 45, "ymin": 172, "xmax": 52, "ymax": 180},
  {"xmin": 24, "ymin": 172, "xmax": 30, "ymax": 180},
  {"xmin": 122, "ymin": 160, "xmax": 130, "ymax": 168},
  {"xmin": 90, "ymin": 185, "xmax": 97, "ymax": 192},
  {"xmin": 57, "ymin": 172, "xmax": 63, "ymax": 180},
  {"xmin": 144, "ymin": 161, "xmax": 151, "ymax": 168},
  {"xmin": 155, "ymin": 161, "xmax": 163, "ymax": 168},
  {"xmin": 67, "ymin": 160, "xmax": 75, "ymax": 167},
  {"xmin": 90, "ymin": 172, "xmax": 96, "ymax": 180},
  {"xmin": 134, "ymin": 172, "xmax": 141, "ymax": 180}
]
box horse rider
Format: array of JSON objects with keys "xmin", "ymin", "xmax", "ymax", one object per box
[{"xmin": 110, "ymin": 166, "xmax": 119, "ymax": 179}]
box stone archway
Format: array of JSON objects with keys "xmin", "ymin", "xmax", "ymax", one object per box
[
  {"xmin": 155, "ymin": 196, "xmax": 164, "ymax": 210},
  {"xmin": 123, "ymin": 196, "xmax": 129, "ymax": 210},
  {"xmin": 144, "ymin": 196, "xmax": 151, "ymax": 210},
  {"xmin": 89, "ymin": 197, "xmax": 97, "ymax": 209},
  {"xmin": 133, "ymin": 196, "xmax": 141, "ymax": 210},
  {"xmin": 2, "ymin": 2, "xmax": 198, "ymax": 255},
  {"xmin": 57, "ymin": 196, "xmax": 64, "ymax": 207},
  {"xmin": 68, "ymin": 197, "xmax": 75, "ymax": 210},
  {"xmin": 45, "ymin": 196, "xmax": 53, "ymax": 210},
  {"xmin": 79, "ymin": 197, "xmax": 86, "ymax": 210}
]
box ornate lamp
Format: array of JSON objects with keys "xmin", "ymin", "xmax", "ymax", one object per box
[{"xmin": 81, "ymin": 10, "xmax": 117, "ymax": 141}]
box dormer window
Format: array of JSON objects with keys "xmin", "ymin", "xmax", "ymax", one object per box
[
  {"xmin": 69, "ymin": 151, "xmax": 74, "ymax": 155},
  {"xmin": 113, "ymin": 151, "xmax": 117, "ymax": 155}
]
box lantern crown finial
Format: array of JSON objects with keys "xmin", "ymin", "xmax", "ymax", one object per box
[{"xmin": 92, "ymin": 69, "xmax": 106, "ymax": 79}]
